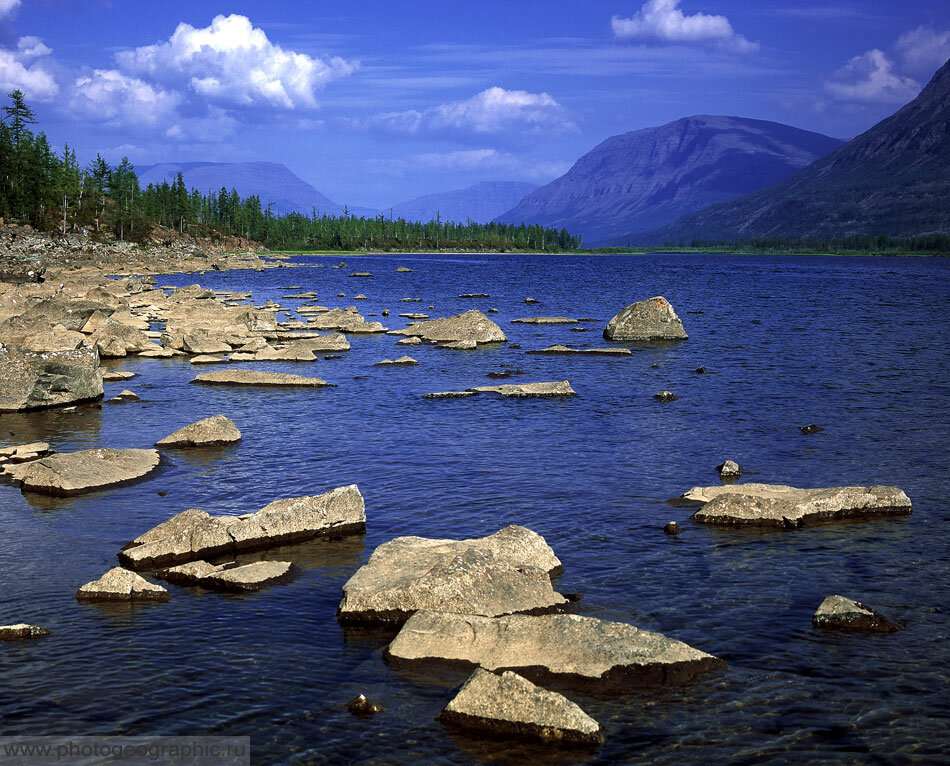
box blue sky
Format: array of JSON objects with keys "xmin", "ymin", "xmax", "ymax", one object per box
[{"xmin": 3, "ymin": 0, "xmax": 948, "ymax": 208}]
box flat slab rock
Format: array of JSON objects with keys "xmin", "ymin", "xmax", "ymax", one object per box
[
  {"xmin": 812, "ymin": 595, "xmax": 904, "ymax": 633},
  {"xmin": 390, "ymin": 310, "xmax": 506, "ymax": 345},
  {"xmin": 388, "ymin": 612, "xmax": 722, "ymax": 690},
  {"xmin": 192, "ymin": 369, "xmax": 328, "ymax": 387},
  {"xmin": 511, "ymin": 317, "xmax": 578, "ymax": 325},
  {"xmin": 438, "ymin": 668, "xmax": 603, "ymax": 748},
  {"xmin": 76, "ymin": 567, "xmax": 170, "ymax": 602},
  {"xmin": 158, "ymin": 560, "xmax": 295, "ymax": 592},
  {"xmin": 470, "ymin": 381, "xmax": 576, "ymax": 397},
  {"xmin": 526, "ymin": 345, "xmax": 632, "ymax": 356},
  {"xmin": 681, "ymin": 483, "xmax": 912, "ymax": 527},
  {"xmin": 0, "ymin": 624, "xmax": 52, "ymax": 641},
  {"xmin": 338, "ymin": 525, "xmax": 566, "ymax": 625},
  {"xmin": 0, "ymin": 441, "xmax": 52, "ymax": 464},
  {"xmin": 604, "ymin": 297, "xmax": 687, "ymax": 341},
  {"xmin": 8, "ymin": 448, "xmax": 160, "ymax": 496},
  {"xmin": 155, "ymin": 415, "xmax": 242, "ymax": 448},
  {"xmin": 119, "ymin": 484, "xmax": 365, "ymax": 570}
]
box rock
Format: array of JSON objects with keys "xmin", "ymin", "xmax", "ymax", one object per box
[
  {"xmin": 192, "ymin": 369, "xmax": 329, "ymax": 387},
  {"xmin": 119, "ymin": 485, "xmax": 366, "ymax": 570},
  {"xmin": 354, "ymin": 294, "xmax": 367, "ymax": 300},
  {"xmin": 459, "ymin": 293, "xmax": 490, "ymax": 298},
  {"xmin": 0, "ymin": 344, "xmax": 103, "ymax": 412},
  {"xmin": 253, "ymin": 345, "xmax": 317, "ymax": 362},
  {"xmin": 604, "ymin": 297, "xmax": 687, "ymax": 341},
  {"xmin": 397, "ymin": 336, "xmax": 422, "ymax": 346},
  {"xmin": 155, "ymin": 415, "xmax": 241, "ymax": 448},
  {"xmin": 399, "ymin": 313, "xmax": 429, "ymax": 319},
  {"xmin": 524, "ymin": 297, "xmax": 540, "ymax": 304},
  {"xmin": 387, "ymin": 612, "xmax": 722, "ymax": 690},
  {"xmin": 716, "ymin": 460, "xmax": 742, "ymax": 478},
  {"xmin": 138, "ymin": 347, "xmax": 178, "ymax": 358},
  {"xmin": 654, "ymin": 391, "xmax": 676, "ymax": 401},
  {"xmin": 0, "ymin": 255, "xmax": 45, "ymax": 283},
  {"xmin": 89, "ymin": 320, "xmax": 155, "ymax": 358},
  {"xmin": 391, "ymin": 310, "xmax": 505, "ymax": 345},
  {"xmin": 471, "ymin": 381, "xmax": 576, "ymax": 397},
  {"xmin": 108, "ymin": 389, "xmax": 140, "ymax": 402},
  {"xmin": 155, "ymin": 560, "xmax": 227, "ymax": 586},
  {"xmin": 0, "ymin": 623, "xmax": 51, "ymax": 640},
  {"xmin": 695, "ymin": 366, "xmax": 708, "ymax": 374},
  {"xmin": 346, "ymin": 694, "xmax": 384, "ymax": 716},
  {"xmin": 0, "ymin": 441, "xmax": 51, "ymax": 464},
  {"xmin": 381, "ymin": 309, "xmax": 390, "ymax": 317},
  {"xmin": 800, "ymin": 424, "xmax": 823, "ymax": 434},
  {"xmin": 337, "ymin": 525, "xmax": 566, "ymax": 625},
  {"xmin": 76, "ymin": 567, "xmax": 170, "ymax": 602},
  {"xmin": 374, "ymin": 356, "xmax": 418, "ymax": 366},
  {"xmin": 439, "ymin": 339, "xmax": 477, "ymax": 350},
  {"xmin": 526, "ymin": 345, "xmax": 632, "ymax": 356},
  {"xmin": 190, "ymin": 354, "xmax": 228, "ymax": 364},
  {"xmin": 511, "ymin": 317, "xmax": 577, "ymax": 324},
  {"xmin": 174, "ymin": 560, "xmax": 296, "ymax": 592},
  {"xmin": 102, "ymin": 370, "xmax": 135, "ymax": 381},
  {"xmin": 438, "ymin": 669, "xmax": 603, "ymax": 747},
  {"xmin": 396, "ymin": 266, "xmax": 413, "ymax": 272},
  {"xmin": 422, "ymin": 391, "xmax": 479, "ymax": 399},
  {"xmin": 812, "ymin": 595, "xmax": 904, "ymax": 633},
  {"xmin": 12, "ymin": 448, "xmax": 160, "ymax": 496},
  {"xmin": 664, "ymin": 521, "xmax": 679, "ymax": 535},
  {"xmin": 682, "ymin": 483, "xmax": 913, "ymax": 527},
  {"xmin": 306, "ymin": 308, "xmax": 386, "ymax": 333},
  {"xmin": 349, "ymin": 272, "xmax": 373, "ymax": 278}
]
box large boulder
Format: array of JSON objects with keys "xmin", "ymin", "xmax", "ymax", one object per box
[
  {"xmin": 9, "ymin": 448, "xmax": 160, "ymax": 496},
  {"xmin": 306, "ymin": 308, "xmax": 387, "ymax": 333},
  {"xmin": 0, "ymin": 344, "xmax": 103, "ymax": 412},
  {"xmin": 192, "ymin": 369, "xmax": 329, "ymax": 387},
  {"xmin": 812, "ymin": 595, "xmax": 904, "ymax": 633},
  {"xmin": 337, "ymin": 525, "xmax": 567, "ymax": 625},
  {"xmin": 682, "ymin": 483, "xmax": 912, "ymax": 527},
  {"xmin": 387, "ymin": 612, "xmax": 723, "ymax": 690},
  {"xmin": 118, "ymin": 485, "xmax": 366, "ymax": 570},
  {"xmin": 438, "ymin": 668, "xmax": 604, "ymax": 747},
  {"xmin": 76, "ymin": 567, "xmax": 170, "ymax": 602},
  {"xmin": 88, "ymin": 319, "xmax": 155, "ymax": 358},
  {"xmin": 155, "ymin": 415, "xmax": 242, "ymax": 448},
  {"xmin": 390, "ymin": 309, "xmax": 506, "ymax": 345},
  {"xmin": 603, "ymin": 297, "xmax": 687, "ymax": 341}
]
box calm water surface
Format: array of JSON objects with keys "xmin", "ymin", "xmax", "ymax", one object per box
[{"xmin": 1, "ymin": 253, "xmax": 948, "ymax": 764}]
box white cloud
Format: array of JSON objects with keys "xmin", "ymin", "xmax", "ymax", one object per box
[
  {"xmin": 894, "ymin": 26, "xmax": 950, "ymax": 77},
  {"xmin": 116, "ymin": 13, "xmax": 358, "ymax": 110},
  {"xmin": 824, "ymin": 49, "xmax": 920, "ymax": 104},
  {"xmin": 0, "ymin": 0, "xmax": 21, "ymax": 18},
  {"xmin": 368, "ymin": 87, "xmax": 573, "ymax": 139},
  {"xmin": 165, "ymin": 107, "xmax": 239, "ymax": 142},
  {"xmin": 0, "ymin": 37, "xmax": 58, "ymax": 101},
  {"xmin": 612, "ymin": 0, "xmax": 758, "ymax": 53},
  {"xmin": 380, "ymin": 149, "xmax": 570, "ymax": 180},
  {"xmin": 70, "ymin": 69, "xmax": 181, "ymax": 127}
]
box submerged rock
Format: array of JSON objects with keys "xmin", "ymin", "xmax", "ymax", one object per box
[
  {"xmin": 812, "ymin": 595, "xmax": 904, "ymax": 633},
  {"xmin": 604, "ymin": 297, "xmax": 687, "ymax": 341},
  {"xmin": 158, "ymin": 560, "xmax": 296, "ymax": 592},
  {"xmin": 526, "ymin": 345, "xmax": 631, "ymax": 356},
  {"xmin": 108, "ymin": 389, "xmax": 140, "ymax": 403},
  {"xmin": 387, "ymin": 612, "xmax": 722, "ymax": 690},
  {"xmin": 470, "ymin": 381, "xmax": 576, "ymax": 397},
  {"xmin": 683, "ymin": 483, "xmax": 912, "ymax": 527},
  {"xmin": 800, "ymin": 424, "xmax": 823, "ymax": 434},
  {"xmin": 190, "ymin": 354, "xmax": 228, "ymax": 364},
  {"xmin": 390, "ymin": 309, "xmax": 506, "ymax": 346},
  {"xmin": 422, "ymin": 391, "xmax": 479, "ymax": 399},
  {"xmin": 438, "ymin": 668, "xmax": 603, "ymax": 747},
  {"xmin": 119, "ymin": 485, "xmax": 366, "ymax": 570},
  {"xmin": 155, "ymin": 415, "xmax": 242, "ymax": 448},
  {"xmin": 102, "ymin": 370, "xmax": 136, "ymax": 381},
  {"xmin": 663, "ymin": 521, "xmax": 679, "ymax": 535},
  {"xmin": 192, "ymin": 369, "xmax": 328, "ymax": 387},
  {"xmin": 716, "ymin": 460, "xmax": 742, "ymax": 478},
  {"xmin": 511, "ymin": 317, "xmax": 578, "ymax": 325},
  {"xmin": 338, "ymin": 525, "xmax": 566, "ymax": 625},
  {"xmin": 397, "ymin": 336, "xmax": 423, "ymax": 346},
  {"xmin": 654, "ymin": 391, "xmax": 676, "ymax": 402},
  {"xmin": 76, "ymin": 567, "xmax": 170, "ymax": 602},
  {"xmin": 374, "ymin": 356, "xmax": 418, "ymax": 366},
  {"xmin": 0, "ymin": 623, "xmax": 51, "ymax": 641},
  {"xmin": 346, "ymin": 694, "xmax": 384, "ymax": 716},
  {"xmin": 0, "ymin": 344, "xmax": 103, "ymax": 412},
  {"xmin": 11, "ymin": 448, "xmax": 160, "ymax": 496}
]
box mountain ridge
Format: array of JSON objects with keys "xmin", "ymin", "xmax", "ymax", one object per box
[{"xmin": 387, "ymin": 181, "xmax": 538, "ymax": 224}]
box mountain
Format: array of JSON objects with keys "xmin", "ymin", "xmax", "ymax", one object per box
[
  {"xmin": 135, "ymin": 161, "xmax": 378, "ymax": 218},
  {"xmin": 638, "ymin": 59, "xmax": 950, "ymax": 244},
  {"xmin": 494, "ymin": 116, "xmax": 843, "ymax": 246},
  {"xmin": 387, "ymin": 181, "xmax": 538, "ymax": 224}
]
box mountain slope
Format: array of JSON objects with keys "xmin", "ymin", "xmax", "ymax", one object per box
[
  {"xmin": 638, "ymin": 59, "xmax": 950, "ymax": 244},
  {"xmin": 388, "ymin": 181, "xmax": 538, "ymax": 224},
  {"xmin": 494, "ymin": 116, "xmax": 842, "ymax": 246},
  {"xmin": 136, "ymin": 161, "xmax": 378, "ymax": 218}
]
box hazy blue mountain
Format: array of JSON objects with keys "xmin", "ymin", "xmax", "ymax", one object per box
[
  {"xmin": 387, "ymin": 181, "xmax": 538, "ymax": 224},
  {"xmin": 135, "ymin": 161, "xmax": 378, "ymax": 218},
  {"xmin": 494, "ymin": 116, "xmax": 842, "ymax": 246},
  {"xmin": 636, "ymin": 59, "xmax": 950, "ymax": 244}
]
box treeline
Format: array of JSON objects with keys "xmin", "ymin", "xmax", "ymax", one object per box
[
  {"xmin": 669, "ymin": 235, "xmax": 950, "ymax": 254},
  {"xmin": 0, "ymin": 89, "xmax": 580, "ymax": 252}
]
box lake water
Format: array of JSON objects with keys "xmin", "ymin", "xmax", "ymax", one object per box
[{"xmin": 1, "ymin": 253, "xmax": 948, "ymax": 765}]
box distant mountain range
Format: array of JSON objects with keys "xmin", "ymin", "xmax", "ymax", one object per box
[
  {"xmin": 386, "ymin": 181, "xmax": 538, "ymax": 224},
  {"xmin": 135, "ymin": 161, "xmax": 378, "ymax": 219},
  {"xmin": 636, "ymin": 58, "xmax": 950, "ymax": 244},
  {"xmin": 494, "ymin": 116, "xmax": 842, "ymax": 246}
]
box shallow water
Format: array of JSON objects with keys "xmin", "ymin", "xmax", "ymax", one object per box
[{"xmin": 1, "ymin": 252, "xmax": 948, "ymax": 764}]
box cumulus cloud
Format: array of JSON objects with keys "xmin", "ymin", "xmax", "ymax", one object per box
[
  {"xmin": 116, "ymin": 13, "xmax": 358, "ymax": 110},
  {"xmin": 894, "ymin": 26, "xmax": 950, "ymax": 77},
  {"xmin": 70, "ymin": 69, "xmax": 181, "ymax": 127},
  {"xmin": 824, "ymin": 49, "xmax": 920, "ymax": 104},
  {"xmin": 612, "ymin": 0, "xmax": 758, "ymax": 53},
  {"xmin": 0, "ymin": 36, "xmax": 58, "ymax": 101},
  {"xmin": 0, "ymin": 0, "xmax": 21, "ymax": 18},
  {"xmin": 368, "ymin": 87, "xmax": 572, "ymax": 139},
  {"xmin": 165, "ymin": 107, "xmax": 239, "ymax": 142}
]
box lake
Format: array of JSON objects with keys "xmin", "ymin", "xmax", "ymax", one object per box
[{"xmin": 1, "ymin": 252, "xmax": 948, "ymax": 764}]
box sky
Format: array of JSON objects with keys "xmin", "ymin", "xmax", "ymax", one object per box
[{"xmin": 2, "ymin": 0, "xmax": 948, "ymax": 209}]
